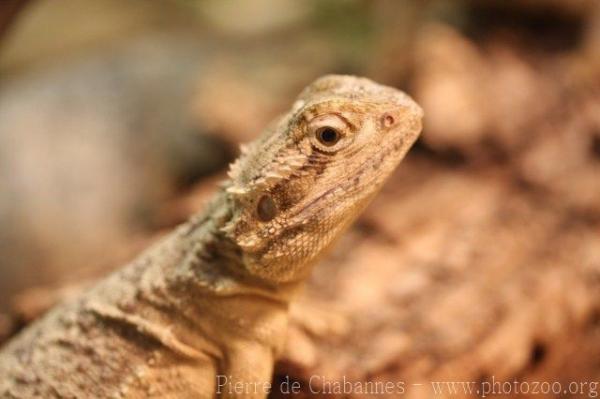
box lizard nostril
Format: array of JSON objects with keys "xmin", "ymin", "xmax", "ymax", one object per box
[{"xmin": 381, "ymin": 113, "xmax": 395, "ymax": 128}]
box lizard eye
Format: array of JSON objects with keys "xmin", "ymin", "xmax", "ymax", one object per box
[
  {"xmin": 308, "ymin": 114, "xmax": 349, "ymax": 152},
  {"xmin": 315, "ymin": 126, "xmax": 341, "ymax": 146}
]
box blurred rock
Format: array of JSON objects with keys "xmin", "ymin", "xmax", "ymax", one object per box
[
  {"xmin": 413, "ymin": 24, "xmax": 561, "ymax": 158},
  {"xmin": 0, "ymin": 32, "xmax": 231, "ymax": 308},
  {"xmin": 413, "ymin": 24, "xmax": 490, "ymax": 155}
]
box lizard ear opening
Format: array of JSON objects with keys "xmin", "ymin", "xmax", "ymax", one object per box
[{"xmin": 257, "ymin": 194, "xmax": 277, "ymax": 222}]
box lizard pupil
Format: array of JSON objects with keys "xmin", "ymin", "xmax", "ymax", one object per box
[
  {"xmin": 257, "ymin": 194, "xmax": 277, "ymax": 222},
  {"xmin": 316, "ymin": 127, "xmax": 340, "ymax": 146}
]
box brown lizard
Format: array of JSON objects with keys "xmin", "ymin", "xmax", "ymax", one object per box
[{"xmin": 0, "ymin": 75, "xmax": 422, "ymax": 398}]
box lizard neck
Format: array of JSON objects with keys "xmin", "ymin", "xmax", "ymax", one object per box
[{"xmin": 170, "ymin": 189, "xmax": 303, "ymax": 304}]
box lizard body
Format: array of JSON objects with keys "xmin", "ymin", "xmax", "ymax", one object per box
[{"xmin": 0, "ymin": 75, "xmax": 422, "ymax": 398}]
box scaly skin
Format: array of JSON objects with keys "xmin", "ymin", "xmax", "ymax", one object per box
[{"xmin": 0, "ymin": 75, "xmax": 422, "ymax": 398}]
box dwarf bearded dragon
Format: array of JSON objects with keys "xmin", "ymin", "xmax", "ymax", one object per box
[{"xmin": 0, "ymin": 75, "xmax": 422, "ymax": 398}]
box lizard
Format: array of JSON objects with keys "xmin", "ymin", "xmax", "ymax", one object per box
[{"xmin": 0, "ymin": 75, "xmax": 423, "ymax": 398}]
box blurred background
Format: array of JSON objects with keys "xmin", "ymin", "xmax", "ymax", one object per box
[{"xmin": 0, "ymin": 0, "xmax": 599, "ymax": 397}]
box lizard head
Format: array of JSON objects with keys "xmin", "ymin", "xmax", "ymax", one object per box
[{"xmin": 222, "ymin": 75, "xmax": 423, "ymax": 283}]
